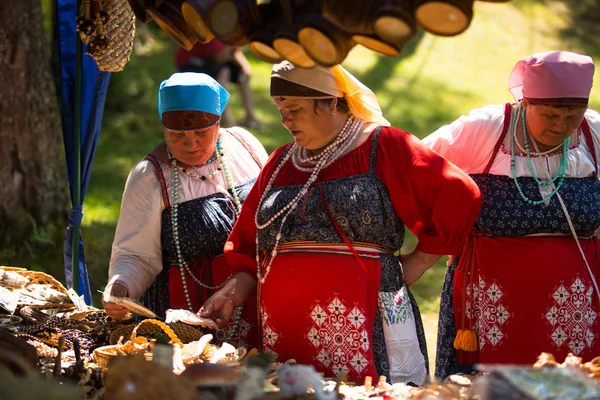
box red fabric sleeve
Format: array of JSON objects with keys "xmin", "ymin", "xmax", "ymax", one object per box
[
  {"xmin": 375, "ymin": 126, "xmax": 483, "ymax": 255},
  {"xmin": 223, "ymin": 146, "xmax": 288, "ymax": 277}
]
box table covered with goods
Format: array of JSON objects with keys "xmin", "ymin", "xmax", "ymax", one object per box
[{"xmin": 1, "ymin": 266, "xmax": 599, "ymax": 400}]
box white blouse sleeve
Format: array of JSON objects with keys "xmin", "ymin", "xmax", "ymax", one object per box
[
  {"xmin": 422, "ymin": 104, "xmax": 507, "ymax": 174},
  {"xmin": 585, "ymin": 108, "xmax": 600, "ymax": 175},
  {"xmin": 108, "ymin": 160, "xmax": 164, "ymax": 299}
]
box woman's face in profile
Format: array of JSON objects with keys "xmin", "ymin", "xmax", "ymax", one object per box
[
  {"xmin": 164, "ymin": 124, "xmax": 220, "ymax": 166},
  {"xmin": 523, "ymin": 102, "xmax": 586, "ymax": 149},
  {"xmin": 273, "ymin": 97, "xmax": 340, "ymax": 150}
]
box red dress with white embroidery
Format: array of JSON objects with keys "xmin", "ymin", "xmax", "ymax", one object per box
[
  {"xmin": 424, "ymin": 104, "xmax": 600, "ymax": 378},
  {"xmin": 224, "ymin": 127, "xmax": 482, "ymax": 381}
]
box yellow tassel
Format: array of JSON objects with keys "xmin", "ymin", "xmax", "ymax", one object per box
[
  {"xmin": 453, "ymin": 329, "xmax": 464, "ymax": 350},
  {"xmin": 460, "ymin": 329, "xmax": 478, "ymax": 352}
]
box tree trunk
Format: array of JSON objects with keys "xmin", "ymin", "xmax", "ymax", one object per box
[{"xmin": 0, "ymin": 0, "xmax": 68, "ymax": 246}]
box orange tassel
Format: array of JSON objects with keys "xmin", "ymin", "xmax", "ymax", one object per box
[
  {"xmin": 453, "ymin": 329, "xmax": 464, "ymax": 350},
  {"xmin": 460, "ymin": 329, "xmax": 478, "ymax": 352}
]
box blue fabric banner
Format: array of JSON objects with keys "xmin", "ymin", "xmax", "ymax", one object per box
[{"xmin": 56, "ymin": 0, "xmax": 111, "ymax": 305}]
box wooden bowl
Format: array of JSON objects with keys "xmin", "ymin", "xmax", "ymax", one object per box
[
  {"xmin": 298, "ymin": 14, "xmax": 354, "ymax": 67},
  {"xmin": 414, "ymin": 0, "xmax": 474, "ymax": 37}
]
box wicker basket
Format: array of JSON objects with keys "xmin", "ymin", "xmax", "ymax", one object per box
[
  {"xmin": 109, "ymin": 321, "xmax": 204, "ymax": 345},
  {"xmin": 91, "ymin": 0, "xmax": 136, "ymax": 72},
  {"xmin": 95, "ymin": 319, "xmax": 184, "ymax": 368},
  {"xmin": 93, "ymin": 344, "xmax": 153, "ymax": 368},
  {"xmin": 14, "ymin": 270, "xmax": 69, "ymax": 296}
]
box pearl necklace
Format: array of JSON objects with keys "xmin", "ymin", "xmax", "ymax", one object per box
[
  {"xmin": 167, "ymin": 139, "xmax": 243, "ymax": 312},
  {"xmin": 254, "ymin": 116, "xmax": 364, "ymax": 284},
  {"xmin": 291, "ymin": 117, "xmax": 363, "ymax": 172},
  {"xmin": 512, "ymin": 105, "xmax": 564, "ymax": 156},
  {"xmin": 297, "ymin": 117, "xmax": 354, "ymax": 163}
]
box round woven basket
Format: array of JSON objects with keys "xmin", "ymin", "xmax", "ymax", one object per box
[
  {"xmin": 109, "ymin": 321, "xmax": 203, "ymax": 345},
  {"xmin": 95, "ymin": 319, "xmax": 184, "ymax": 367},
  {"xmin": 17, "ymin": 270, "xmax": 69, "ymax": 296},
  {"xmin": 91, "ymin": 0, "xmax": 136, "ymax": 72},
  {"xmin": 93, "ymin": 344, "xmax": 153, "ymax": 368}
]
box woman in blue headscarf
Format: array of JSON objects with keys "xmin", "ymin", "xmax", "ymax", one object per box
[{"xmin": 102, "ymin": 73, "xmax": 268, "ymax": 347}]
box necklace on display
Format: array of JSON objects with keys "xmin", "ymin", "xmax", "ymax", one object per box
[
  {"xmin": 509, "ymin": 104, "xmax": 570, "ymax": 206},
  {"xmin": 254, "ymin": 115, "xmax": 365, "ymax": 284},
  {"xmin": 166, "ymin": 138, "xmax": 242, "ymax": 312}
]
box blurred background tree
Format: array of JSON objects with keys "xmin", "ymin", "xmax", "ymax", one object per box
[{"xmin": 0, "ymin": 0, "xmax": 68, "ymax": 260}]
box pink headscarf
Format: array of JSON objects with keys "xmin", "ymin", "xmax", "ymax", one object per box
[{"xmin": 508, "ymin": 51, "xmax": 595, "ymax": 105}]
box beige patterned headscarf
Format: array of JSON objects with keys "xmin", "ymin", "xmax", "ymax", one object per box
[{"xmin": 271, "ymin": 61, "xmax": 390, "ymax": 126}]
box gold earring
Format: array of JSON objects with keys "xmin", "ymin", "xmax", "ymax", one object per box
[{"xmin": 331, "ymin": 109, "xmax": 335, "ymax": 116}]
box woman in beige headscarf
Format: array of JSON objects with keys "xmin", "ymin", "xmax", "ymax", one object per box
[{"xmin": 200, "ymin": 61, "xmax": 482, "ymax": 384}]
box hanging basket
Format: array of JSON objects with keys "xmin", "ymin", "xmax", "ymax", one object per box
[
  {"xmin": 88, "ymin": 0, "xmax": 136, "ymax": 72},
  {"xmin": 414, "ymin": 0, "xmax": 474, "ymax": 37},
  {"xmin": 273, "ymin": 24, "xmax": 316, "ymax": 68},
  {"xmin": 352, "ymin": 33, "xmax": 401, "ymax": 57},
  {"xmin": 374, "ymin": 3, "xmax": 417, "ymax": 48},
  {"xmin": 126, "ymin": 0, "xmax": 154, "ymax": 22},
  {"xmin": 148, "ymin": 1, "xmax": 197, "ymax": 50},
  {"xmin": 181, "ymin": 0, "xmax": 218, "ymax": 43},
  {"xmin": 207, "ymin": 0, "xmax": 260, "ymax": 47},
  {"xmin": 298, "ymin": 14, "xmax": 355, "ymax": 67}
]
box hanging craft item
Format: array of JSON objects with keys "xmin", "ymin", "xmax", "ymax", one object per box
[
  {"xmin": 273, "ymin": 22, "xmax": 316, "ymax": 68},
  {"xmin": 126, "ymin": 0, "xmax": 154, "ymax": 22},
  {"xmin": 322, "ymin": 0, "xmax": 395, "ymax": 57},
  {"xmin": 148, "ymin": 0, "xmax": 197, "ymax": 50},
  {"xmin": 297, "ymin": 0, "xmax": 355, "ymax": 68},
  {"xmin": 77, "ymin": 0, "xmax": 136, "ymax": 72},
  {"xmin": 130, "ymin": 0, "xmax": 512, "ymax": 66},
  {"xmin": 207, "ymin": 0, "xmax": 261, "ymax": 47},
  {"xmin": 249, "ymin": 0, "xmax": 290, "ymax": 63},
  {"xmin": 181, "ymin": 0, "xmax": 219, "ymax": 43},
  {"xmin": 272, "ymin": 0, "xmax": 317, "ymax": 69},
  {"xmin": 414, "ymin": 0, "xmax": 475, "ymax": 36},
  {"xmin": 298, "ymin": 14, "xmax": 355, "ymax": 67},
  {"xmin": 373, "ymin": 0, "xmax": 417, "ymax": 54}
]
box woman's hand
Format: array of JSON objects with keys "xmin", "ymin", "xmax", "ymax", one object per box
[
  {"xmin": 199, "ymin": 272, "xmax": 256, "ymax": 328},
  {"xmin": 446, "ymin": 255, "xmax": 457, "ymax": 266},
  {"xmin": 400, "ymin": 250, "xmax": 442, "ymax": 287},
  {"xmin": 102, "ymin": 281, "xmax": 130, "ymax": 321}
]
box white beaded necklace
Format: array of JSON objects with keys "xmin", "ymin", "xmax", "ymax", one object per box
[
  {"xmin": 291, "ymin": 117, "xmax": 363, "ymax": 172},
  {"xmin": 254, "ymin": 116, "xmax": 364, "ymax": 284},
  {"xmin": 512, "ymin": 105, "xmax": 567, "ymax": 156},
  {"xmin": 167, "ymin": 140, "xmax": 242, "ymax": 312}
]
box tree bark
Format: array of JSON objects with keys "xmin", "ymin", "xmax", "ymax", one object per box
[{"xmin": 0, "ymin": 0, "xmax": 68, "ymax": 246}]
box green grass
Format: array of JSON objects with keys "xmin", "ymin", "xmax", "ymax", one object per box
[{"xmin": 10, "ymin": 0, "xmax": 600, "ymax": 374}]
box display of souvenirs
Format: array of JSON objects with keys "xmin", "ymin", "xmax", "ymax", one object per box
[{"xmin": 1, "ymin": 266, "xmax": 600, "ymax": 400}]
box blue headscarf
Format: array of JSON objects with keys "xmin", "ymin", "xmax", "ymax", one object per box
[{"xmin": 158, "ymin": 72, "xmax": 230, "ymax": 119}]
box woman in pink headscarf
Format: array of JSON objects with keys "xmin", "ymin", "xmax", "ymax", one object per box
[{"xmin": 424, "ymin": 51, "xmax": 600, "ymax": 379}]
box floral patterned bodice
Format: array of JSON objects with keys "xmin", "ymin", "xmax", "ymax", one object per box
[
  {"xmin": 161, "ymin": 179, "xmax": 255, "ymax": 263},
  {"xmin": 255, "ymin": 135, "xmax": 404, "ymax": 253},
  {"xmin": 471, "ymin": 175, "xmax": 600, "ymax": 237}
]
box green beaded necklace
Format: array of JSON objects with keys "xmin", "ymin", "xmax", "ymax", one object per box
[{"xmin": 510, "ymin": 104, "xmax": 570, "ymax": 206}]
